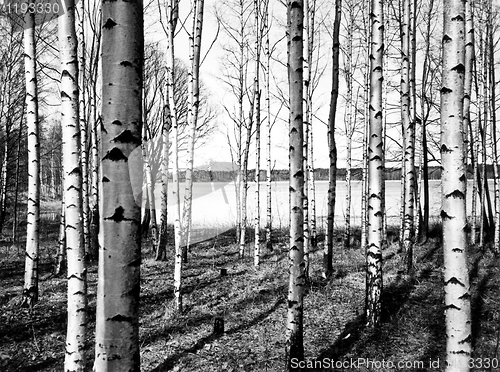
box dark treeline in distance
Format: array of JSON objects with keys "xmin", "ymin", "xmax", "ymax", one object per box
[{"xmin": 183, "ymin": 165, "xmax": 494, "ymax": 183}]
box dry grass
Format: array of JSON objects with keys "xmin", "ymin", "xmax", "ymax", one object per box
[{"xmin": 0, "ymin": 224, "xmax": 499, "ymax": 371}]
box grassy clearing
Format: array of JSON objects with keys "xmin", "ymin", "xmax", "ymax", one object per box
[{"xmin": 0, "ymin": 223, "xmax": 499, "ymax": 371}]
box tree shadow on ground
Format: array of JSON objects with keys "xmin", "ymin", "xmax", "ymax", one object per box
[
  {"xmin": 184, "ymin": 270, "xmax": 247, "ymax": 295},
  {"xmin": 419, "ymin": 241, "xmax": 441, "ymax": 263},
  {"xmin": 6, "ymin": 356, "xmax": 58, "ymax": 372},
  {"xmin": 142, "ymin": 267, "xmax": 174, "ymax": 279},
  {"xmin": 0, "ymin": 263, "xmax": 88, "ymax": 346},
  {"xmin": 469, "ymin": 245, "xmax": 487, "ymax": 284},
  {"xmin": 148, "ymin": 296, "xmax": 285, "ymax": 372},
  {"xmin": 0, "ymin": 260, "xmax": 25, "ymax": 283},
  {"xmin": 140, "ymin": 269, "xmax": 249, "ymax": 317},
  {"xmin": 1, "ymin": 312, "xmax": 51, "ymax": 346},
  {"xmin": 187, "ymin": 251, "xmax": 244, "ymax": 271},
  {"xmin": 142, "ymin": 280, "xmax": 286, "ymax": 346},
  {"xmin": 470, "ymin": 255, "xmax": 497, "ymax": 349},
  {"xmin": 313, "ymin": 265, "xmax": 441, "ymax": 371},
  {"xmin": 0, "ymin": 261, "xmax": 54, "ymax": 284},
  {"xmin": 312, "ymin": 314, "xmax": 366, "ymax": 371},
  {"xmin": 313, "ymin": 240, "xmax": 495, "ymax": 371}
]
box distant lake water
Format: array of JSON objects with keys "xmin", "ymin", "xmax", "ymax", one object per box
[{"xmin": 150, "ymin": 179, "xmax": 494, "ymax": 231}]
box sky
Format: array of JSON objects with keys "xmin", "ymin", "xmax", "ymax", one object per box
[
  {"xmin": 143, "ymin": 0, "xmax": 336, "ymax": 171},
  {"xmin": 35, "ymin": 0, "xmax": 491, "ymax": 174}
]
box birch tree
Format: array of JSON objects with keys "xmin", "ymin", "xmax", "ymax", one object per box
[
  {"xmin": 239, "ymin": 97, "xmax": 255, "ymax": 258},
  {"xmin": 87, "ymin": 0, "xmax": 102, "ymax": 261},
  {"xmin": 140, "ymin": 46, "xmax": 166, "ymax": 246},
  {"xmin": 488, "ymin": 8, "xmax": 500, "ymax": 250},
  {"xmin": 401, "ymin": 0, "xmax": 416, "ymax": 273},
  {"xmin": 181, "ymin": 0, "xmax": 205, "ymax": 263},
  {"xmin": 474, "ymin": 0, "xmax": 495, "ymax": 248},
  {"xmin": 76, "ymin": 0, "xmax": 90, "ymax": 259},
  {"xmin": 417, "ymin": 0, "xmax": 435, "ymax": 242},
  {"xmin": 360, "ymin": 0, "xmax": 370, "ymax": 258},
  {"xmin": 302, "ymin": 0, "xmax": 310, "ymax": 278},
  {"xmin": 470, "ymin": 2, "xmax": 482, "ymax": 243},
  {"xmin": 216, "ymin": 0, "xmax": 254, "ymax": 254},
  {"xmin": 409, "ymin": 0, "xmax": 417, "ymax": 237},
  {"xmin": 155, "ymin": 105, "xmax": 170, "ymax": 258},
  {"xmin": 464, "ymin": 0, "xmax": 474, "ymax": 245},
  {"xmin": 142, "ymin": 122, "xmax": 158, "ymax": 248},
  {"xmin": 441, "ymin": 0, "xmax": 472, "ymax": 369},
  {"xmin": 0, "ymin": 82, "xmax": 10, "ymax": 238},
  {"xmin": 11, "ymin": 124, "xmax": 24, "ymax": 249},
  {"xmin": 165, "ymin": 0, "xmax": 184, "ymax": 312},
  {"xmin": 306, "ymin": 0, "xmax": 318, "ymax": 251},
  {"xmin": 253, "ymin": 0, "xmax": 262, "ymax": 267},
  {"xmin": 156, "ymin": 98, "xmax": 170, "ymax": 260},
  {"xmin": 365, "ymin": 0, "xmax": 384, "ymax": 328},
  {"xmin": 343, "ymin": 0, "xmax": 354, "ymax": 249},
  {"xmin": 94, "ymin": 0, "xmax": 143, "ymax": 368},
  {"xmin": 22, "ymin": 3, "xmax": 41, "ymax": 309},
  {"xmin": 0, "ymin": 22, "xmax": 24, "ymax": 236},
  {"xmin": 324, "ymin": 0, "xmax": 341, "ymax": 277},
  {"xmin": 285, "ymin": 0, "xmax": 305, "ymax": 368},
  {"xmin": 59, "ymin": 0, "xmax": 87, "ymax": 368},
  {"xmin": 477, "ymin": 1, "xmax": 488, "ymax": 248},
  {"xmin": 264, "ymin": 0, "xmax": 273, "ymax": 252},
  {"xmin": 55, "ymin": 200, "xmax": 66, "ymax": 277},
  {"xmin": 153, "ymin": 55, "xmax": 215, "ymax": 261}
]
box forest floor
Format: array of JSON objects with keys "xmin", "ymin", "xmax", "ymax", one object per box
[{"xmin": 0, "ymin": 217, "xmax": 499, "ymax": 371}]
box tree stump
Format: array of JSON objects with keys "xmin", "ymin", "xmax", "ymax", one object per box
[{"xmin": 213, "ymin": 316, "xmax": 224, "ymax": 335}]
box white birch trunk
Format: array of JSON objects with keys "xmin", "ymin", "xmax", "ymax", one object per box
[
  {"xmin": 253, "ymin": 117, "xmax": 261, "ymax": 266},
  {"xmin": 302, "ymin": 0, "xmax": 310, "ymax": 277},
  {"xmin": 441, "ymin": 1, "xmax": 472, "ymax": 369},
  {"xmin": 239, "ymin": 127, "xmax": 252, "ymax": 258},
  {"xmin": 89, "ymin": 111, "xmax": 100, "ymax": 260},
  {"xmin": 156, "ymin": 108, "xmax": 170, "ymax": 260},
  {"xmin": 479, "ymin": 18, "xmax": 488, "ymax": 248},
  {"xmin": 344, "ymin": 15, "xmax": 353, "ymax": 248},
  {"xmin": 253, "ymin": 0, "xmax": 261, "ymax": 267},
  {"xmin": 487, "ymin": 13, "xmax": 500, "ymax": 251},
  {"xmin": 324, "ymin": 0, "xmax": 341, "ymax": 276},
  {"xmin": 22, "ymin": 6, "xmax": 40, "ymax": 308},
  {"xmin": 142, "ymin": 124, "xmax": 158, "ymax": 248},
  {"xmin": 401, "ymin": 0, "xmax": 415, "ymax": 272},
  {"xmin": 59, "ymin": 3, "xmax": 87, "ymax": 367},
  {"xmin": 464, "ymin": 0, "xmax": 474, "ymax": 243},
  {"xmin": 264, "ymin": 3, "xmax": 272, "ymax": 252},
  {"xmin": 285, "ymin": 0, "xmax": 305, "ymax": 367},
  {"xmin": 89, "ymin": 29, "xmax": 101, "ymax": 261},
  {"xmin": 11, "ymin": 126, "xmax": 23, "ymax": 248},
  {"xmin": 308, "ymin": 122, "xmax": 317, "ymax": 248},
  {"xmin": 360, "ymin": 70, "xmax": 369, "ymax": 253},
  {"xmin": 181, "ymin": 0, "xmax": 204, "ymax": 263},
  {"xmin": 382, "ymin": 43, "xmax": 389, "ymax": 246},
  {"xmin": 239, "ymin": 85, "xmax": 255, "ymax": 258},
  {"xmin": 166, "ymin": 0, "xmax": 183, "ymax": 312},
  {"xmin": 94, "ymin": 0, "xmax": 143, "ymax": 368},
  {"xmin": 366, "ymin": 0, "xmax": 384, "ymax": 328},
  {"xmin": 55, "ymin": 200, "xmax": 66, "ymax": 277},
  {"xmin": 76, "ymin": 0, "xmax": 90, "ymax": 259},
  {"xmin": 409, "ymin": 0, "xmax": 417, "ymax": 235},
  {"xmin": 307, "ymin": 1, "xmax": 317, "ymax": 250},
  {"xmin": 0, "ymin": 125, "xmax": 9, "ymax": 234}
]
